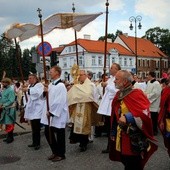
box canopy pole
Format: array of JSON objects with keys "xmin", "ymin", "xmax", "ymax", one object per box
[
  {"xmin": 72, "ymin": 3, "xmax": 79, "ymax": 65},
  {"xmin": 37, "ymin": 8, "xmax": 51, "ymax": 143},
  {"xmin": 103, "ymin": 0, "xmax": 109, "ymax": 94}
]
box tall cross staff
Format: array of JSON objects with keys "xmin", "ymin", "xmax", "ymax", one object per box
[
  {"xmin": 72, "ymin": 3, "xmax": 79, "ymax": 65},
  {"xmin": 37, "ymin": 8, "xmax": 51, "ymax": 143},
  {"xmin": 103, "ymin": 0, "xmax": 109, "ymax": 94}
]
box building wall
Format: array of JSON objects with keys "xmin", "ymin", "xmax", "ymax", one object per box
[
  {"xmin": 58, "ymin": 46, "xmax": 135, "ymax": 81},
  {"xmin": 58, "ymin": 39, "xmax": 168, "ymax": 81}
]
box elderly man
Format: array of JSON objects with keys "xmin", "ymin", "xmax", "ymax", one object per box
[
  {"xmin": 68, "ymin": 69, "xmax": 99, "ymax": 152},
  {"xmin": 109, "ymin": 70, "xmax": 157, "ymax": 170},
  {"xmin": 0, "ymin": 78, "xmax": 16, "ymax": 143}
]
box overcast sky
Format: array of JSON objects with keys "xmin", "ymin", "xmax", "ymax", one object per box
[{"xmin": 1, "ymin": 0, "xmax": 170, "ymax": 50}]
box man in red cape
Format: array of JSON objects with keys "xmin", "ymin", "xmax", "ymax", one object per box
[{"xmin": 109, "ymin": 70, "xmax": 157, "ymax": 170}]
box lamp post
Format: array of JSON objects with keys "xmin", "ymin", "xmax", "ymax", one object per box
[{"xmin": 129, "ymin": 15, "xmax": 142, "ymax": 75}]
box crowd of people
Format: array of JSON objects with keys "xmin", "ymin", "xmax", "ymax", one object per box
[{"xmin": 0, "ymin": 64, "xmax": 169, "ymax": 169}]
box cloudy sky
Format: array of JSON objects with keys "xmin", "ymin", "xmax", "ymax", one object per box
[{"xmin": 1, "ymin": 0, "xmax": 170, "ymax": 50}]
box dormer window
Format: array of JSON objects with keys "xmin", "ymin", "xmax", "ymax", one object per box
[{"xmin": 69, "ymin": 47, "xmax": 71, "ymax": 52}]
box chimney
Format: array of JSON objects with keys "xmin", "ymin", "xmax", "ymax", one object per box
[
  {"xmin": 123, "ymin": 33, "xmax": 128, "ymax": 37},
  {"xmin": 107, "ymin": 38, "xmax": 112, "ymax": 43},
  {"xmin": 84, "ymin": 34, "xmax": 91, "ymax": 40}
]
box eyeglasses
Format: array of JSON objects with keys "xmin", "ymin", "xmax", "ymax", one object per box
[{"xmin": 79, "ymin": 74, "xmax": 85, "ymax": 76}]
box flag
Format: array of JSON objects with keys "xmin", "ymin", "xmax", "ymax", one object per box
[
  {"xmin": 5, "ymin": 12, "xmax": 102, "ymax": 41},
  {"xmin": 5, "ymin": 23, "xmax": 39, "ymax": 41},
  {"xmin": 42, "ymin": 12, "xmax": 103, "ymax": 34}
]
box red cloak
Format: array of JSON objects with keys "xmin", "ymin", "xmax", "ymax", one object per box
[
  {"xmin": 109, "ymin": 89, "xmax": 158, "ymax": 168},
  {"xmin": 158, "ymin": 86, "xmax": 170, "ymax": 156}
]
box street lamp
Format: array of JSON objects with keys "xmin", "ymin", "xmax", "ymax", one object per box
[{"xmin": 129, "ymin": 15, "xmax": 142, "ymax": 75}]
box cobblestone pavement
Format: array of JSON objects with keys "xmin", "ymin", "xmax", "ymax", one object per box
[{"xmin": 0, "ymin": 121, "xmax": 170, "ymax": 170}]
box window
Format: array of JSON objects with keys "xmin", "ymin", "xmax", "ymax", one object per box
[
  {"xmin": 129, "ymin": 58, "xmax": 133, "ymax": 66},
  {"xmin": 98, "ymin": 56, "xmax": 102, "ymax": 66},
  {"xmin": 92, "ymin": 56, "xmax": 96, "ymax": 66},
  {"xmin": 138, "ymin": 60, "xmax": 141, "ymax": 67},
  {"xmin": 98, "ymin": 72, "xmax": 102, "ymax": 79},
  {"xmin": 70, "ymin": 57, "xmax": 74, "ymax": 67},
  {"xmin": 63, "ymin": 58, "xmax": 67, "ymax": 68},
  {"xmin": 143, "ymin": 60, "xmax": 145, "ymax": 67},
  {"xmin": 157, "ymin": 61, "xmax": 160, "ymax": 68},
  {"xmin": 73, "ymin": 46, "xmax": 76, "ymax": 52},
  {"xmin": 112, "ymin": 57, "xmax": 115, "ymax": 64},
  {"xmin": 147, "ymin": 60, "xmax": 150, "ymax": 67},
  {"xmin": 68, "ymin": 47, "xmax": 71, "ymax": 52},
  {"xmin": 119, "ymin": 57, "xmax": 122, "ymax": 66},
  {"xmin": 124, "ymin": 58, "xmax": 127, "ymax": 66},
  {"xmin": 79, "ymin": 56, "xmax": 83, "ymax": 66}
]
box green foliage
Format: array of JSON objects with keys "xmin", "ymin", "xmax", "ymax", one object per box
[
  {"xmin": 22, "ymin": 48, "xmax": 36, "ymax": 78},
  {"xmin": 0, "ymin": 34, "xmax": 36, "ymax": 80},
  {"xmin": 142, "ymin": 27, "xmax": 170, "ymax": 56},
  {"xmin": 98, "ymin": 30, "xmax": 123, "ymax": 42},
  {"xmin": 0, "ymin": 34, "xmax": 17, "ymax": 79}
]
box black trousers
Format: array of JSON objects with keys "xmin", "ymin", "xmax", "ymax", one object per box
[
  {"xmin": 45, "ymin": 125, "xmax": 65, "ymax": 157},
  {"xmin": 150, "ymin": 112, "xmax": 158, "ymax": 134},
  {"xmin": 69, "ymin": 125, "xmax": 89, "ymax": 147},
  {"xmin": 30, "ymin": 119, "xmax": 41, "ymax": 146},
  {"xmin": 104, "ymin": 115, "xmax": 111, "ymax": 150},
  {"xmin": 121, "ymin": 155, "xmax": 143, "ymax": 170}
]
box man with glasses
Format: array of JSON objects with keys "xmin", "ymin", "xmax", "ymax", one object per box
[{"xmin": 68, "ymin": 70, "xmax": 99, "ymax": 152}]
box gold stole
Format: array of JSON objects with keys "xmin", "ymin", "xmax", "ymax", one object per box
[
  {"xmin": 116, "ymin": 101, "xmax": 129, "ymax": 152},
  {"xmin": 73, "ymin": 103, "xmax": 91, "ymax": 135}
]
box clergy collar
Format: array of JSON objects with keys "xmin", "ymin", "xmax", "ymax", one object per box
[
  {"xmin": 150, "ymin": 79, "xmax": 156, "ymax": 83},
  {"xmin": 29, "ymin": 82, "xmax": 38, "ymax": 87},
  {"xmin": 52, "ymin": 78, "xmax": 61, "ymax": 85}
]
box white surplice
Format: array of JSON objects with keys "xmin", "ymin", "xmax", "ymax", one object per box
[
  {"xmin": 41, "ymin": 81, "xmax": 69, "ymax": 129},
  {"xmin": 97, "ymin": 76, "xmax": 118, "ymax": 116},
  {"xmin": 24, "ymin": 82, "xmax": 45, "ymax": 120}
]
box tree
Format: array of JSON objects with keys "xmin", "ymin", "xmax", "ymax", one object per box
[
  {"xmin": 22, "ymin": 48, "xmax": 36, "ymax": 78},
  {"xmin": 142, "ymin": 27, "xmax": 170, "ymax": 56},
  {"xmin": 98, "ymin": 30, "xmax": 123, "ymax": 42},
  {"xmin": 0, "ymin": 34, "xmax": 36, "ymax": 80},
  {"xmin": 0, "ymin": 33, "xmax": 18, "ymax": 79}
]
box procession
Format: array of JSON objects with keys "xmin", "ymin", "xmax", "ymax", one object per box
[{"xmin": 0, "ymin": 0, "xmax": 170, "ymax": 170}]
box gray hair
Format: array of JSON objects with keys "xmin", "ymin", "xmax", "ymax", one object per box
[
  {"xmin": 79, "ymin": 70, "xmax": 88, "ymax": 75},
  {"xmin": 119, "ymin": 70, "xmax": 133, "ymax": 83}
]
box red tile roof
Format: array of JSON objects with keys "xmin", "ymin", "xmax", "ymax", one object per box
[
  {"xmin": 119, "ymin": 34, "xmax": 167, "ymax": 58},
  {"xmin": 68, "ymin": 39, "xmax": 134, "ymax": 56},
  {"xmin": 53, "ymin": 46, "xmax": 65, "ymax": 53}
]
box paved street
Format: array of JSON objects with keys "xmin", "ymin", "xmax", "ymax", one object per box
[{"xmin": 0, "ymin": 121, "xmax": 170, "ymax": 170}]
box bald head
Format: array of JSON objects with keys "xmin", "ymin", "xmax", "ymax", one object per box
[
  {"xmin": 114, "ymin": 70, "xmax": 133, "ymax": 90},
  {"xmin": 78, "ymin": 70, "xmax": 88, "ymax": 84}
]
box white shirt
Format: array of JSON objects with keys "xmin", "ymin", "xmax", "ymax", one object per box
[
  {"xmin": 97, "ymin": 76, "xmax": 118, "ymax": 116},
  {"xmin": 24, "ymin": 82, "xmax": 45, "ymax": 120},
  {"xmin": 144, "ymin": 80, "xmax": 162, "ymax": 112},
  {"xmin": 41, "ymin": 79, "xmax": 69, "ymax": 128}
]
